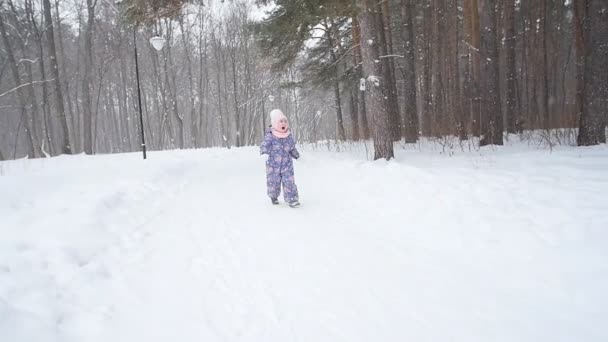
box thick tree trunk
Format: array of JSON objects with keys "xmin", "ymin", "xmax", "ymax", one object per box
[
  {"xmin": 422, "ymin": 0, "xmax": 433, "ymax": 136},
  {"xmin": 577, "ymin": 0, "xmax": 608, "ymax": 145},
  {"xmin": 379, "ymin": 1, "xmax": 401, "ymax": 141},
  {"xmin": 447, "ymin": 0, "xmax": 464, "ymax": 140},
  {"xmin": 357, "ymin": 0, "xmax": 394, "ymax": 160},
  {"xmin": 332, "ymin": 74, "xmax": 346, "ymax": 141},
  {"xmin": 43, "ymin": 0, "xmax": 71, "ymax": 154},
  {"xmin": 539, "ymin": 0, "xmax": 550, "ymax": 128},
  {"xmin": 352, "ymin": 16, "xmax": 370, "ymax": 140},
  {"xmin": 505, "ymin": 0, "xmax": 517, "ymax": 134},
  {"xmin": 400, "ymin": 0, "xmax": 419, "ymax": 143},
  {"xmin": 479, "ymin": 0, "xmax": 503, "ymax": 146},
  {"xmin": 464, "ymin": 0, "xmax": 481, "ymax": 137},
  {"xmin": 66, "ymin": 2, "xmax": 81, "ymax": 151},
  {"xmin": 325, "ymin": 19, "xmax": 346, "ymax": 142}
]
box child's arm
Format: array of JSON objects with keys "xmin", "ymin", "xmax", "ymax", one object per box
[
  {"xmin": 260, "ymin": 131, "xmax": 272, "ymax": 155},
  {"xmin": 289, "ymin": 136, "xmax": 300, "ymax": 159}
]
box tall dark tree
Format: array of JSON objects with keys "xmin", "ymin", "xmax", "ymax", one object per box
[
  {"xmin": 464, "ymin": 0, "xmax": 481, "ymax": 137},
  {"xmin": 399, "ymin": 0, "xmax": 418, "ymax": 143},
  {"xmin": 352, "ymin": 16, "xmax": 370, "ymax": 140},
  {"xmin": 379, "ymin": 0, "xmax": 401, "ymax": 142},
  {"xmin": 576, "ymin": 0, "xmax": 608, "ymax": 146},
  {"xmin": 504, "ymin": 0, "xmax": 517, "ymax": 134},
  {"xmin": 478, "ymin": 0, "xmax": 503, "ymax": 146},
  {"xmin": 357, "ymin": 0, "xmax": 393, "ymax": 160}
]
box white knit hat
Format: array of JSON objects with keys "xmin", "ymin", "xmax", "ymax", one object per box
[{"xmin": 270, "ymin": 109, "xmax": 287, "ymax": 125}]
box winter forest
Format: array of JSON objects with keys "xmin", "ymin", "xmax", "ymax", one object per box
[
  {"xmin": 0, "ymin": 0, "xmax": 606, "ymax": 161},
  {"xmin": 2, "ymin": 1, "xmax": 608, "ymax": 341}
]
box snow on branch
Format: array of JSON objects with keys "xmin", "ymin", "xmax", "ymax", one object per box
[
  {"xmin": 0, "ymin": 79, "xmax": 55, "ymax": 98},
  {"xmin": 462, "ymin": 40, "xmax": 479, "ymax": 53},
  {"xmin": 367, "ymin": 75, "xmax": 380, "ymax": 87},
  {"xmin": 17, "ymin": 58, "xmax": 39, "ymax": 65}
]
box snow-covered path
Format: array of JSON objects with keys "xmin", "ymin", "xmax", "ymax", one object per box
[{"xmin": 1, "ymin": 143, "xmax": 607, "ymax": 341}]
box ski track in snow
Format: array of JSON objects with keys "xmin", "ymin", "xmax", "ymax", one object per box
[{"xmin": 1, "ymin": 143, "xmax": 608, "ymax": 341}]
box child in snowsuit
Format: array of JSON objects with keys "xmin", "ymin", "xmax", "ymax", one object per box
[{"xmin": 260, "ymin": 109, "xmax": 301, "ymax": 207}]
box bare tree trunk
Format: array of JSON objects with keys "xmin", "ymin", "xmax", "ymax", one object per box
[
  {"xmin": 431, "ymin": 0, "xmax": 445, "ymax": 136},
  {"xmin": 464, "ymin": 0, "xmax": 481, "ymax": 137},
  {"xmin": 43, "ymin": 0, "xmax": 71, "ymax": 154},
  {"xmin": 352, "ymin": 16, "xmax": 370, "ymax": 140},
  {"xmin": 539, "ymin": 0, "xmax": 550, "ymax": 129},
  {"xmin": 573, "ymin": 0, "xmax": 585, "ymax": 140},
  {"xmin": 164, "ymin": 21, "xmax": 184, "ymax": 149},
  {"xmin": 220, "ymin": 37, "xmax": 231, "ymax": 148},
  {"xmin": 179, "ymin": 15, "xmax": 196, "ymax": 148},
  {"xmin": 82, "ymin": 0, "xmax": 95, "ymax": 154},
  {"xmin": 447, "ymin": 0, "xmax": 464, "ymax": 140},
  {"xmin": 479, "ymin": 0, "xmax": 503, "ymax": 146},
  {"xmin": 23, "ymin": 57, "xmax": 43, "ymax": 154},
  {"xmin": 288, "ymin": 68, "xmax": 300, "ymax": 140},
  {"xmin": 325, "ymin": 19, "xmax": 346, "ymax": 141},
  {"xmin": 14, "ymin": 0, "xmax": 43, "ymax": 155},
  {"xmin": 72, "ymin": 4, "xmax": 84, "ymax": 151},
  {"xmin": 0, "ymin": 11, "xmax": 36, "ymax": 157},
  {"xmin": 400, "ymin": 0, "xmax": 419, "ymax": 143},
  {"xmin": 357, "ymin": 0, "xmax": 394, "ymax": 160},
  {"xmin": 198, "ymin": 12, "xmax": 209, "ymax": 147},
  {"xmin": 331, "ymin": 74, "xmax": 346, "ymax": 141},
  {"xmin": 379, "ymin": 1, "xmax": 401, "ymax": 141},
  {"xmin": 349, "ymin": 86, "xmax": 360, "ymax": 141},
  {"xmin": 212, "ymin": 30, "xmax": 229, "ymax": 148},
  {"xmin": 505, "ymin": 0, "xmax": 517, "ymax": 134},
  {"xmin": 577, "ymin": 0, "xmax": 608, "ymax": 145},
  {"xmin": 229, "ymin": 42, "xmax": 242, "ymax": 147},
  {"xmin": 26, "ymin": 0, "xmax": 54, "ymax": 155},
  {"xmin": 521, "ymin": 0, "xmax": 531, "ymax": 131},
  {"xmin": 117, "ymin": 41, "xmax": 132, "ymax": 151},
  {"xmin": 422, "ymin": 0, "xmax": 433, "ymax": 136}
]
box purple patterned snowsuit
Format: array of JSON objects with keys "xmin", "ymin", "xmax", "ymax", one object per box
[{"xmin": 260, "ymin": 128, "xmax": 300, "ymax": 204}]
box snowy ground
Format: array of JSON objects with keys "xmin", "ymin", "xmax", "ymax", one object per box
[{"xmin": 1, "ymin": 140, "xmax": 607, "ymax": 342}]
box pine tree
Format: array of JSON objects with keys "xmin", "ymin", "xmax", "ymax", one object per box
[
  {"xmin": 119, "ymin": 0, "xmax": 192, "ymax": 24},
  {"xmin": 255, "ymin": 0, "xmax": 355, "ymax": 141}
]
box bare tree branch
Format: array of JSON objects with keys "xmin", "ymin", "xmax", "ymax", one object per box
[{"xmin": 0, "ymin": 79, "xmax": 55, "ymax": 98}]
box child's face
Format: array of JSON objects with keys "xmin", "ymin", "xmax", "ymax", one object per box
[{"xmin": 278, "ymin": 118, "xmax": 288, "ymax": 132}]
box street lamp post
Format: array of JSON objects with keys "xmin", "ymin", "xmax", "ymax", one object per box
[
  {"xmin": 133, "ymin": 30, "xmax": 165, "ymax": 160},
  {"xmin": 133, "ymin": 26, "xmax": 146, "ymax": 159}
]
